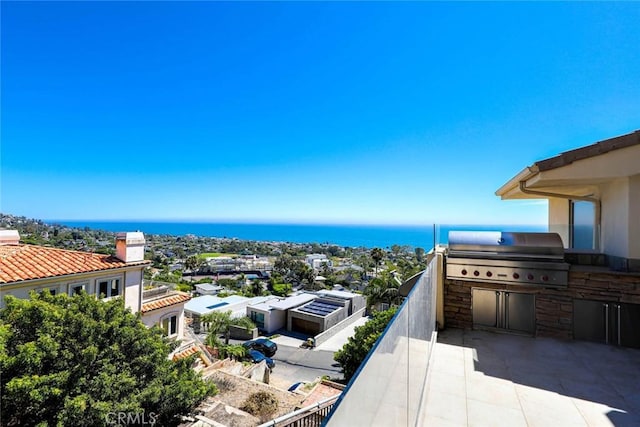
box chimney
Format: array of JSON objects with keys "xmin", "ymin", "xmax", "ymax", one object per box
[
  {"xmin": 0, "ymin": 230, "xmax": 20, "ymax": 245},
  {"xmin": 115, "ymin": 232, "xmax": 145, "ymax": 263}
]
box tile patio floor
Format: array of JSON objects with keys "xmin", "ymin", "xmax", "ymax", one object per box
[{"xmin": 423, "ymin": 329, "xmax": 640, "ymax": 427}]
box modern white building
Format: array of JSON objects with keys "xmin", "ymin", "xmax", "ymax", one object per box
[
  {"xmin": 246, "ymin": 293, "xmax": 318, "ymax": 334},
  {"xmin": 305, "ymin": 254, "xmax": 332, "ymax": 271},
  {"xmin": 194, "ymin": 283, "xmax": 223, "ymax": 295},
  {"xmin": 316, "ymin": 289, "xmax": 366, "ymax": 315},
  {"xmin": 185, "ymin": 294, "xmax": 276, "ymax": 333},
  {"xmin": 246, "ymin": 290, "xmax": 366, "ymax": 336}
]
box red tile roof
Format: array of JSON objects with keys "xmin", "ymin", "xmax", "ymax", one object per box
[
  {"xmin": 0, "ymin": 244, "xmax": 150, "ymax": 284},
  {"xmin": 141, "ymin": 291, "xmax": 191, "ymax": 313},
  {"xmin": 301, "ymin": 380, "xmax": 344, "ymax": 407}
]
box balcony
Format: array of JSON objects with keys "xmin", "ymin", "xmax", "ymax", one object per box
[{"xmin": 324, "ymin": 248, "xmax": 640, "ymax": 426}]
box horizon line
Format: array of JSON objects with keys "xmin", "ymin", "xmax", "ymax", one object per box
[{"xmin": 43, "ymin": 217, "xmax": 548, "ymax": 228}]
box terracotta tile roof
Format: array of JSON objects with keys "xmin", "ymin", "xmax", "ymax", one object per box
[
  {"xmin": 301, "ymin": 380, "xmax": 344, "ymax": 407},
  {"xmin": 0, "ymin": 244, "xmax": 150, "ymax": 284},
  {"xmin": 141, "ymin": 291, "xmax": 191, "ymax": 313},
  {"xmin": 172, "ymin": 344, "xmax": 201, "ymax": 361}
]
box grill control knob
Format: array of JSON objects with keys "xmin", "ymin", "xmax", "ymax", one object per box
[
  {"xmin": 461, "ymin": 269, "xmax": 467, "ymax": 275},
  {"xmin": 527, "ymin": 273, "xmax": 534, "ymax": 280},
  {"xmin": 542, "ymin": 275, "xmax": 549, "ymax": 282},
  {"xmin": 486, "ymin": 271, "xmax": 493, "ymax": 277},
  {"xmin": 473, "ymin": 270, "xmax": 480, "ymax": 277},
  {"xmin": 513, "ymin": 273, "xmax": 520, "ymax": 279}
]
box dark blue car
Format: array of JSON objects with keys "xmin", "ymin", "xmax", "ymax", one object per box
[
  {"xmin": 247, "ymin": 349, "xmax": 275, "ymax": 370},
  {"xmin": 242, "ymin": 338, "xmax": 278, "ymax": 357}
]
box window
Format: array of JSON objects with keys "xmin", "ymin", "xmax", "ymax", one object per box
[
  {"xmin": 69, "ymin": 283, "xmax": 87, "ymax": 296},
  {"xmin": 97, "ymin": 279, "xmax": 121, "ymax": 298},
  {"xmin": 250, "ymin": 311, "xmax": 265, "ymax": 329},
  {"xmin": 570, "ymin": 200, "xmax": 596, "ymax": 250},
  {"xmin": 161, "ymin": 315, "xmax": 178, "ymax": 337},
  {"xmin": 38, "ymin": 288, "xmax": 57, "ymax": 296}
]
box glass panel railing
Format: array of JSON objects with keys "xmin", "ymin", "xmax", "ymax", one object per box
[{"xmin": 325, "ymin": 250, "xmax": 440, "ymax": 426}]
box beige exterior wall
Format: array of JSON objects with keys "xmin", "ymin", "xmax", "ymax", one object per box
[
  {"xmin": 141, "ymin": 306, "xmax": 186, "ymax": 341},
  {"xmin": 0, "ymin": 266, "xmax": 144, "ymax": 312},
  {"xmin": 548, "ymin": 197, "xmax": 570, "ymax": 247},
  {"xmin": 123, "ymin": 269, "xmax": 143, "ymax": 313},
  {"xmin": 545, "ymin": 176, "xmax": 639, "ymax": 260},
  {"xmin": 601, "ymin": 178, "xmax": 630, "ymax": 258},
  {"xmin": 629, "ymin": 175, "xmax": 640, "ymax": 259}
]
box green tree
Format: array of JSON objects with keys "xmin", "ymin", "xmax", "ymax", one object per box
[
  {"xmin": 202, "ymin": 310, "xmax": 255, "ymax": 346},
  {"xmin": 271, "ymin": 282, "xmax": 292, "ymax": 297},
  {"xmin": 370, "ymin": 248, "xmax": 385, "ymax": 275},
  {"xmin": 248, "ymin": 279, "xmax": 263, "ymax": 297},
  {"xmin": 185, "ymin": 255, "xmax": 203, "ymax": 274},
  {"xmin": 334, "ymin": 307, "xmax": 398, "ymax": 381},
  {"xmin": 219, "ymin": 344, "xmax": 247, "ymax": 360},
  {"xmin": 363, "ymin": 271, "xmax": 402, "ymax": 311},
  {"xmin": 0, "ymin": 291, "xmax": 215, "ymax": 427}
]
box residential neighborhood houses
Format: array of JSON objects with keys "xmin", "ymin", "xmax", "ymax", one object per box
[{"xmin": 0, "ymin": 216, "xmax": 419, "ymax": 426}]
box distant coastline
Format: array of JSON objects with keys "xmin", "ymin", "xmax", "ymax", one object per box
[{"xmin": 52, "ymin": 221, "xmax": 547, "ymax": 249}]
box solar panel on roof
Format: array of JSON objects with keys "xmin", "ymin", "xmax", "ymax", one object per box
[{"xmin": 299, "ymin": 300, "xmax": 341, "ymax": 317}]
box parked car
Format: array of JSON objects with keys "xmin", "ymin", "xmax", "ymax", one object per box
[
  {"xmin": 242, "ymin": 338, "xmax": 278, "ymax": 357},
  {"xmin": 246, "ymin": 349, "xmax": 275, "ymax": 370}
]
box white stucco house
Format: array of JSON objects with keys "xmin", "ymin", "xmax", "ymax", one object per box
[
  {"xmin": 0, "ymin": 230, "xmax": 192, "ymax": 344},
  {"xmin": 0, "ymin": 230, "xmax": 150, "ymax": 311}
]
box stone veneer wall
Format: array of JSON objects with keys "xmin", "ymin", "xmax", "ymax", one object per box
[{"xmin": 444, "ymin": 268, "xmax": 640, "ymax": 339}]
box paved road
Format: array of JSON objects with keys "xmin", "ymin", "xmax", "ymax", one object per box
[
  {"xmin": 191, "ymin": 315, "xmax": 371, "ymax": 386},
  {"xmin": 271, "ymin": 345, "xmax": 342, "ymax": 384}
]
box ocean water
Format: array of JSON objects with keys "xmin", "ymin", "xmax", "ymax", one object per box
[{"xmin": 54, "ymin": 221, "xmax": 546, "ymax": 249}]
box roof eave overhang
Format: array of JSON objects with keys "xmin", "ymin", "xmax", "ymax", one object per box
[{"xmin": 495, "ymin": 165, "xmax": 540, "ymax": 200}]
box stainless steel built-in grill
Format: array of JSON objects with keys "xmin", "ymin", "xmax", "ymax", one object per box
[{"xmin": 446, "ymin": 231, "xmax": 569, "ymax": 287}]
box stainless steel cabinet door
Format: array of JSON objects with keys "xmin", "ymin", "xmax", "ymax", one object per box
[
  {"xmin": 573, "ymin": 299, "xmax": 607, "ymax": 343},
  {"xmin": 505, "ymin": 292, "xmax": 535, "ymax": 334},
  {"xmin": 619, "ymin": 303, "xmax": 640, "ymax": 348},
  {"xmin": 472, "ymin": 289, "xmax": 499, "ymax": 328}
]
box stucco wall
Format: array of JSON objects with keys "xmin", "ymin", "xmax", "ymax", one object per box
[
  {"xmin": 269, "ymin": 309, "xmax": 286, "ymax": 333},
  {"xmin": 141, "ymin": 307, "xmax": 186, "ymax": 341},
  {"xmin": 601, "ymin": 178, "xmax": 630, "ymax": 259},
  {"xmin": 322, "ymin": 306, "xmax": 348, "ymax": 330},
  {"xmin": 629, "ymin": 175, "xmax": 640, "ymax": 259},
  {"xmin": 0, "ymin": 269, "xmax": 147, "ymax": 312},
  {"xmin": 124, "ymin": 269, "xmax": 143, "ymax": 313},
  {"xmin": 247, "ymin": 307, "xmax": 286, "ymax": 334},
  {"xmin": 548, "ymin": 197, "xmax": 570, "ymax": 247}
]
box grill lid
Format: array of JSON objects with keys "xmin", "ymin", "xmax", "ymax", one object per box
[{"xmin": 448, "ymin": 231, "xmax": 564, "ymax": 260}]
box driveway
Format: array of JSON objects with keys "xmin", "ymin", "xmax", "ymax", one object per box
[{"xmin": 267, "ymin": 315, "xmax": 371, "ymax": 386}]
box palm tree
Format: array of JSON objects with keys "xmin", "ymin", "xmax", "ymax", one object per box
[
  {"xmin": 364, "ymin": 272, "xmax": 401, "ymax": 311},
  {"xmin": 202, "ymin": 310, "xmax": 256, "ymax": 346},
  {"xmin": 220, "ymin": 344, "xmax": 247, "ymax": 360},
  {"xmin": 250, "ymin": 279, "xmax": 263, "ymax": 297},
  {"xmin": 371, "ymin": 248, "xmax": 385, "ymax": 275}
]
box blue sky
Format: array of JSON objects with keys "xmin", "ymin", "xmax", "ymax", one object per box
[{"xmin": 1, "ymin": 2, "xmax": 639, "ymax": 225}]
